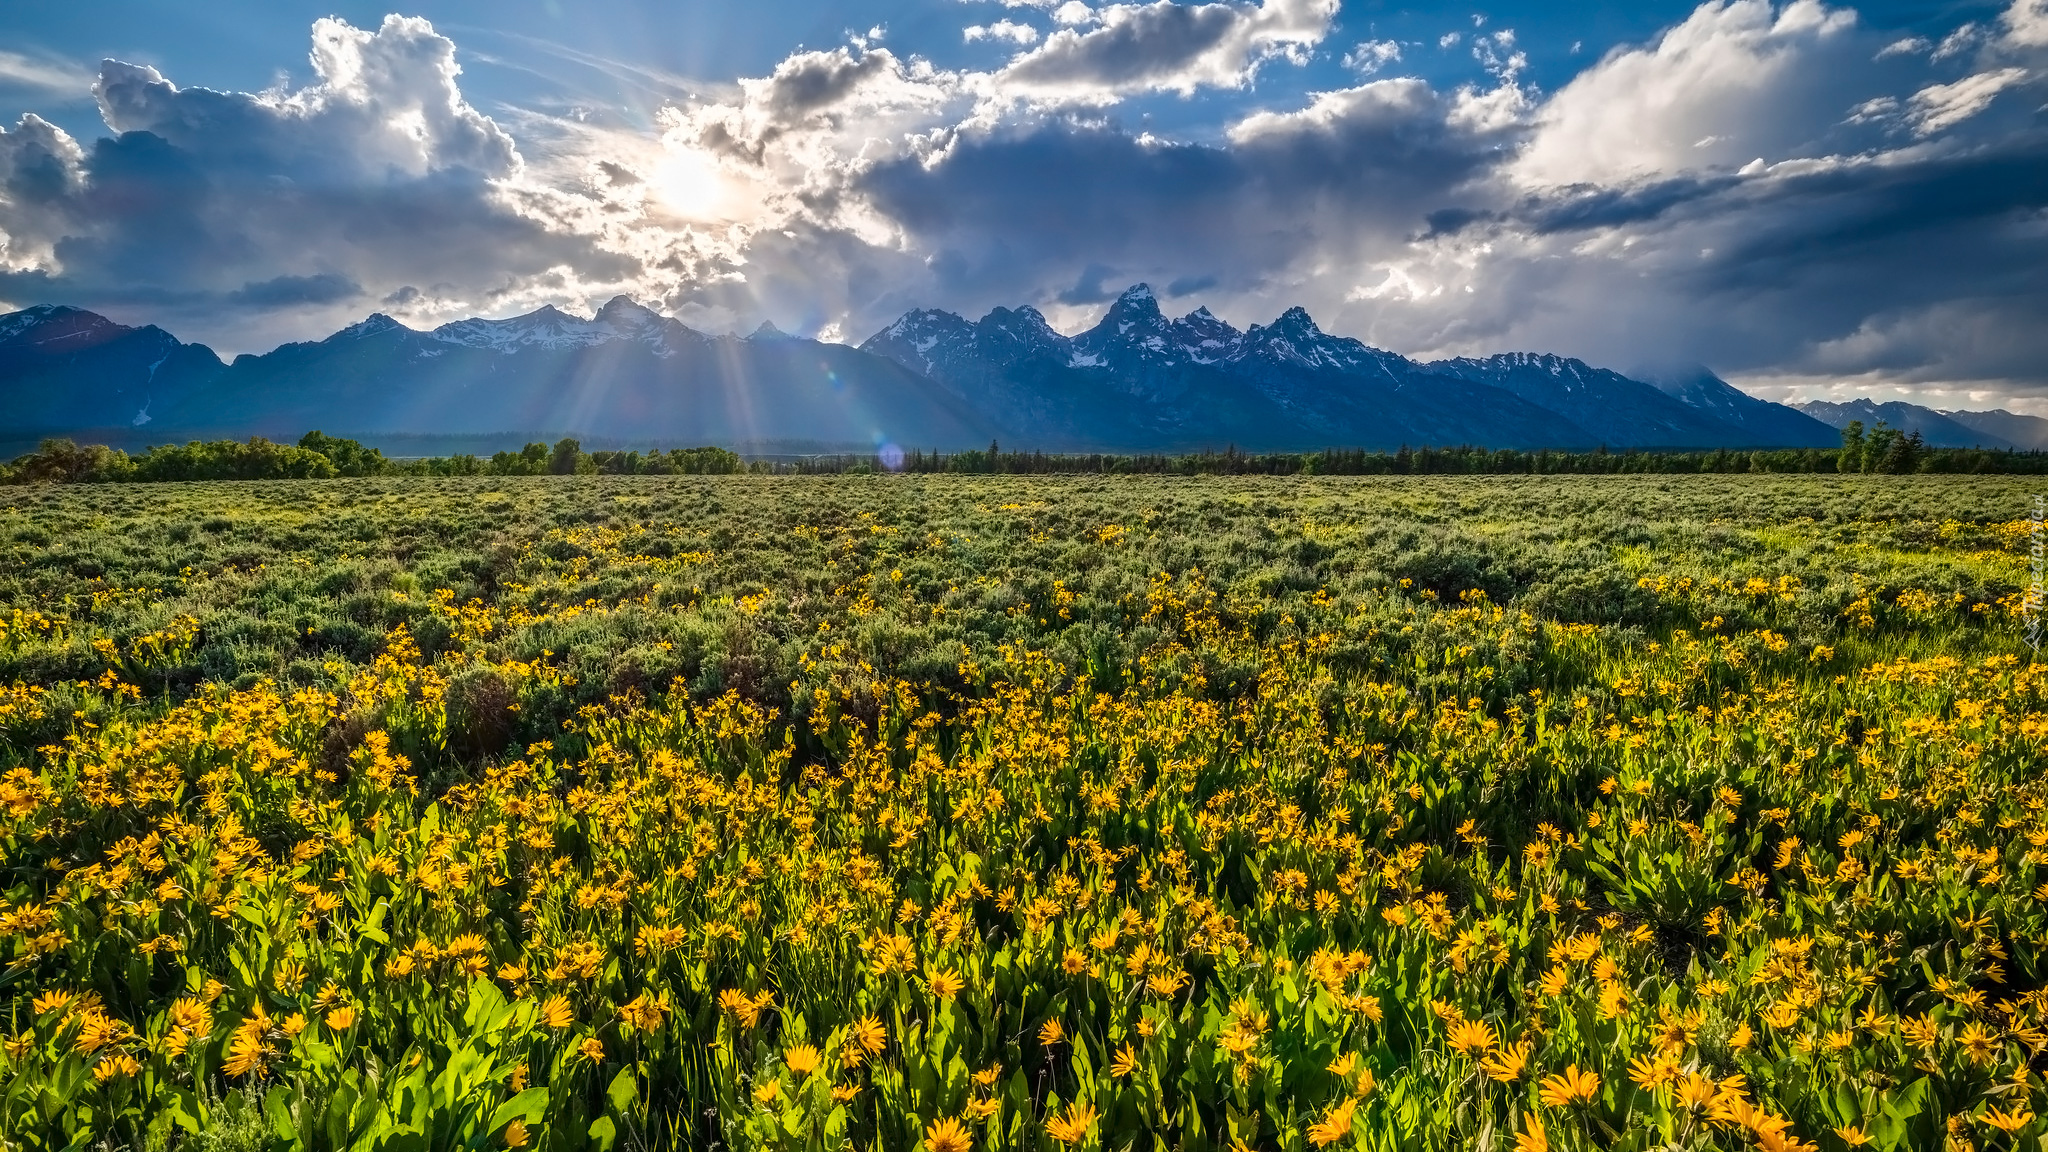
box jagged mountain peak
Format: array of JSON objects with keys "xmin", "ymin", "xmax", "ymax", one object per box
[
  {"xmin": 1094, "ymin": 284, "xmax": 1166, "ymax": 332},
  {"xmin": 333, "ymin": 313, "xmax": 410, "ymax": 341},
  {"xmin": 1270, "ymin": 306, "xmax": 1321, "ymax": 335},
  {"xmin": 595, "ymin": 296, "xmax": 660, "ymax": 323},
  {"xmin": 876, "ymin": 308, "xmax": 968, "ymax": 338}
]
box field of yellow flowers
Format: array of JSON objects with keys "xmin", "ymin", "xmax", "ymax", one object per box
[{"xmin": 0, "ymin": 474, "xmax": 2043, "ymax": 1152}]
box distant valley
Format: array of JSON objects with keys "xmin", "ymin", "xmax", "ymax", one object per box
[{"xmin": 0, "ymin": 285, "xmax": 2034, "ymax": 454}]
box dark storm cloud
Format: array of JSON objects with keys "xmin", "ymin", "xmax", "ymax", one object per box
[
  {"xmin": 856, "ymin": 79, "xmax": 1511, "ymax": 310},
  {"xmin": 227, "ymin": 272, "xmax": 362, "ymax": 309}
]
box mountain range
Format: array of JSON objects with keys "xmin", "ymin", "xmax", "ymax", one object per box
[
  {"xmin": 1791, "ymin": 398, "xmax": 2048, "ymax": 452},
  {"xmin": 0, "ymin": 284, "xmax": 2018, "ymax": 454}
]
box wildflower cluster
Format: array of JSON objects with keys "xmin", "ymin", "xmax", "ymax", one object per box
[{"xmin": 0, "ymin": 474, "xmax": 2040, "ymax": 1152}]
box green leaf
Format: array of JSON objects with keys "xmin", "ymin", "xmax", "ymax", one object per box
[
  {"xmin": 588, "ymin": 1116, "xmax": 618, "ymax": 1152},
  {"xmin": 264, "ymin": 1085, "xmax": 299, "ymax": 1145},
  {"xmin": 606, "ymin": 1067, "xmax": 639, "ymax": 1117},
  {"xmin": 359, "ymin": 900, "xmax": 391, "ymax": 945},
  {"xmin": 490, "ymin": 1088, "xmax": 550, "ymax": 1132}
]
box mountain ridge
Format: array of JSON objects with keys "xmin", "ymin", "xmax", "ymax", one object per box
[{"xmin": 0, "ymin": 286, "xmax": 1966, "ymax": 453}]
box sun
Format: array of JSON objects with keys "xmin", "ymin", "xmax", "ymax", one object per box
[{"xmin": 650, "ymin": 146, "xmax": 742, "ymax": 222}]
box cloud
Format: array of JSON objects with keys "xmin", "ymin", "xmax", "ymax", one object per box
[
  {"xmin": 2002, "ymin": 0, "xmax": 2048, "ymax": 48},
  {"xmin": 966, "ymin": 21, "xmax": 1042, "ymax": 45},
  {"xmin": 1906, "ymin": 68, "xmax": 2031, "ymax": 135},
  {"xmin": 0, "ymin": 50, "xmax": 96, "ymax": 98},
  {"xmin": 1342, "ymin": 40, "xmax": 1402, "ymax": 75},
  {"xmin": 227, "ymin": 272, "xmax": 362, "ymax": 309},
  {"xmin": 998, "ymin": 0, "xmax": 1337, "ymax": 97},
  {"xmin": 0, "ymin": 15, "xmax": 647, "ymax": 350},
  {"xmin": 4, "ymin": 0, "xmax": 2048, "ymax": 409},
  {"xmin": 1514, "ymin": 0, "xmax": 1862, "ymax": 187}
]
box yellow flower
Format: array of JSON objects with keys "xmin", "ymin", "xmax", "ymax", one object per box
[
  {"xmin": 540, "ymin": 995, "xmax": 574, "ymax": 1030},
  {"xmin": 324, "ymin": 1005, "xmax": 357, "ymax": 1030},
  {"xmin": 1514, "ymin": 1112, "xmax": 1548, "ymax": 1152},
  {"xmin": 1958, "ymin": 1021, "xmax": 2000, "ymax": 1066},
  {"xmin": 168, "ymin": 997, "xmax": 214, "ymax": 1037},
  {"xmin": 224, "ymin": 1028, "xmax": 270, "ymax": 1078},
  {"xmin": 1982, "ymin": 1106, "xmax": 2033, "ymax": 1135},
  {"xmin": 503, "ymin": 1119, "xmax": 531, "ymax": 1148},
  {"xmin": 929, "ymin": 969, "xmax": 965, "ymax": 1001},
  {"xmin": 1306, "ymin": 1097, "xmax": 1356, "ymax": 1148},
  {"xmin": 1833, "ymin": 1126, "xmax": 1871, "ymax": 1147},
  {"xmin": 1111, "ymin": 1043, "xmax": 1140, "ymax": 1078},
  {"xmin": 1447, "ymin": 1018, "xmax": 1496, "ymax": 1056},
  {"xmin": 1537, "ymin": 1064, "xmax": 1601, "ymax": 1107},
  {"xmin": 754, "ymin": 1079, "xmax": 782, "ymax": 1105},
  {"xmin": 842, "ymin": 1014, "xmax": 887, "ymax": 1067},
  {"xmin": 618, "ymin": 992, "xmax": 666, "ymax": 1034},
  {"xmin": 92, "ymin": 1053, "xmax": 141, "ymax": 1081},
  {"xmin": 785, "ymin": 1043, "xmax": 822, "ymax": 1078},
  {"xmin": 1045, "ymin": 1101, "xmax": 1099, "ymax": 1145},
  {"xmin": 578, "ymin": 1037, "xmax": 604, "ymax": 1063},
  {"xmin": 1479, "ymin": 1042, "xmax": 1531, "ymax": 1082},
  {"xmin": 1039, "ymin": 1018, "xmax": 1065, "ymax": 1046},
  {"xmin": 1675, "ymin": 1073, "xmax": 1722, "ymax": 1112},
  {"xmin": 1627, "ymin": 1053, "xmax": 1678, "ymax": 1090},
  {"xmin": 925, "ymin": 1116, "xmax": 973, "ymax": 1152}
]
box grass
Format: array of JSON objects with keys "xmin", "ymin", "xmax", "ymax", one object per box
[{"xmin": 0, "ymin": 473, "xmax": 2040, "ymax": 1151}]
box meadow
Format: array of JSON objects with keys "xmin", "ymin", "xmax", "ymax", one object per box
[{"xmin": 0, "ymin": 473, "xmax": 2041, "ymax": 1152}]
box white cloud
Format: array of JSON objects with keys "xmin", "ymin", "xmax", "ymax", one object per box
[
  {"xmin": 1342, "ymin": 39, "xmax": 1402, "ymax": 75},
  {"xmin": 999, "ymin": 0, "xmax": 1337, "ymax": 98},
  {"xmin": 5, "ymin": 0, "xmax": 2048, "ymax": 406},
  {"xmin": 1515, "ymin": 0, "xmax": 1858, "ymax": 187},
  {"xmin": 2002, "ymin": 0, "xmax": 2048, "ymax": 47},
  {"xmin": 0, "ymin": 114, "xmax": 87, "ymax": 271},
  {"xmin": 0, "ymin": 50, "xmax": 95, "ymax": 97},
  {"xmin": 1906, "ymin": 68, "xmax": 2030, "ymax": 135},
  {"xmin": 966, "ymin": 21, "xmax": 1043, "ymax": 45},
  {"xmin": 0, "ymin": 16, "xmax": 675, "ymax": 349}
]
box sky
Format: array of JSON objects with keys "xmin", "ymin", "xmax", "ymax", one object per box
[{"xmin": 2, "ymin": 0, "xmax": 2046, "ymax": 410}]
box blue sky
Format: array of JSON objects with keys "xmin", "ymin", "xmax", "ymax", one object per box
[{"xmin": 2, "ymin": 0, "xmax": 2046, "ymax": 408}]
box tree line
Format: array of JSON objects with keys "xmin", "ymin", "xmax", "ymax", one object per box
[{"xmin": 2, "ymin": 420, "xmax": 2039, "ymax": 483}]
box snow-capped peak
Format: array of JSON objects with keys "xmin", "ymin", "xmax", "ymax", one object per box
[
  {"xmin": 1102, "ymin": 283, "xmax": 1165, "ymax": 327},
  {"xmin": 433, "ymin": 305, "xmax": 609, "ymax": 351},
  {"xmin": 979, "ymin": 306, "xmax": 1066, "ymax": 352},
  {"xmin": 0, "ymin": 305, "xmax": 71, "ymax": 344},
  {"xmin": 595, "ymin": 295, "xmax": 661, "ymax": 329},
  {"xmin": 334, "ymin": 313, "xmax": 409, "ymax": 341},
  {"xmin": 1272, "ymin": 306, "xmax": 1322, "ymax": 336}
]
